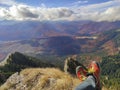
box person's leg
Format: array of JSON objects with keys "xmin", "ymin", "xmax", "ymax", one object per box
[
  {"xmin": 75, "ymin": 61, "xmax": 101, "ymax": 90},
  {"xmin": 75, "ymin": 75, "xmax": 96, "ymax": 90},
  {"xmin": 88, "ymin": 61, "xmax": 101, "ymax": 90}
]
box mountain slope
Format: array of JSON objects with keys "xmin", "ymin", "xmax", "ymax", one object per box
[
  {"xmin": 96, "ymin": 29, "xmax": 120, "ymax": 55},
  {"xmin": 0, "ymin": 52, "xmax": 54, "ymax": 85}
]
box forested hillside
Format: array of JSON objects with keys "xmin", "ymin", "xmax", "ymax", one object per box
[{"xmin": 101, "ymin": 54, "xmax": 120, "ymax": 90}]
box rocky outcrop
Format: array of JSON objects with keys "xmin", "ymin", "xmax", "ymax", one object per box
[
  {"xmin": 0, "ymin": 53, "xmax": 11, "ymax": 66},
  {"xmin": 1, "ymin": 72, "xmax": 27, "ymax": 90},
  {"xmin": 64, "ymin": 56, "xmax": 87, "ymax": 75}
]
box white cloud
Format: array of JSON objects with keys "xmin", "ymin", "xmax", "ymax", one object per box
[
  {"xmin": 79, "ymin": 0, "xmax": 120, "ymax": 12},
  {"xmin": 73, "ymin": 6, "xmax": 120, "ymax": 21},
  {"xmin": 40, "ymin": 3, "xmax": 46, "ymax": 8},
  {"xmin": 71, "ymin": 0, "xmax": 88, "ymax": 7},
  {"xmin": 72, "ymin": 0, "xmax": 120, "ymax": 21},
  {"xmin": 0, "ymin": 5, "xmax": 73, "ymax": 21},
  {"xmin": 98, "ymin": 7, "xmax": 120, "ymax": 21},
  {"xmin": 0, "ymin": 0, "xmax": 120, "ymax": 21},
  {"xmin": 0, "ymin": 0, "xmax": 17, "ymax": 6},
  {"xmin": 73, "ymin": 0, "xmax": 88, "ymax": 5}
]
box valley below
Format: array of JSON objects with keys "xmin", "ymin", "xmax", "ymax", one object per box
[{"xmin": 0, "ymin": 21, "xmax": 120, "ymax": 90}]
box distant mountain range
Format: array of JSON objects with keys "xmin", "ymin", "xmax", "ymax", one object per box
[
  {"xmin": 0, "ymin": 20, "xmax": 120, "ymax": 61},
  {"xmin": 0, "ymin": 20, "xmax": 120, "ymax": 41},
  {"xmin": 0, "ymin": 28, "xmax": 120, "ymax": 61}
]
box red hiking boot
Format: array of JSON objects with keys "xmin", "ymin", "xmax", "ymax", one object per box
[
  {"xmin": 76, "ymin": 66, "xmax": 88, "ymax": 81},
  {"xmin": 88, "ymin": 61, "xmax": 101, "ymax": 90}
]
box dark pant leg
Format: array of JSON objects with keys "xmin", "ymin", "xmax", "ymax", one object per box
[{"xmin": 75, "ymin": 76, "xmax": 96, "ymax": 90}]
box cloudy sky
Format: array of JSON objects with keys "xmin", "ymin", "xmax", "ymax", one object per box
[{"xmin": 0, "ymin": 0, "xmax": 120, "ymax": 21}]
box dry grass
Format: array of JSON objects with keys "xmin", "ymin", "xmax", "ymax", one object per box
[
  {"xmin": 0, "ymin": 68, "xmax": 80, "ymax": 90},
  {"xmin": 21, "ymin": 68, "xmax": 80, "ymax": 90}
]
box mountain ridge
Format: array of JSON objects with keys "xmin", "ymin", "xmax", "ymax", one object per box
[
  {"xmin": 0, "ymin": 52, "xmax": 55, "ymax": 85},
  {"xmin": 0, "ymin": 20, "xmax": 120, "ymax": 41}
]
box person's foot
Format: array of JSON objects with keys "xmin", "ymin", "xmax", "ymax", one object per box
[
  {"xmin": 76, "ymin": 66, "xmax": 88, "ymax": 81},
  {"xmin": 88, "ymin": 61, "xmax": 101, "ymax": 90}
]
